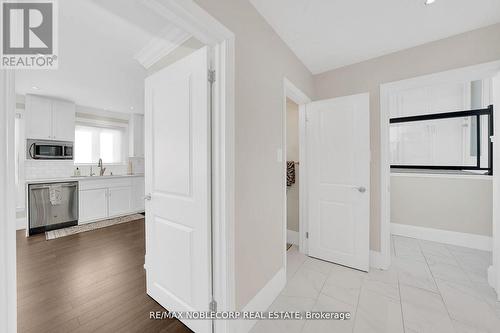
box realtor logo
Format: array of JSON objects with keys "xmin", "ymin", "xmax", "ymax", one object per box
[{"xmin": 1, "ymin": 0, "xmax": 58, "ymax": 69}]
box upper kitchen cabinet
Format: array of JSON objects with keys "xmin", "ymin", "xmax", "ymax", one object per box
[
  {"xmin": 25, "ymin": 95, "xmax": 76, "ymax": 142},
  {"xmin": 52, "ymin": 99, "xmax": 76, "ymax": 142}
]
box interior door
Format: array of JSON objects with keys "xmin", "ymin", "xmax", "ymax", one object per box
[
  {"xmin": 306, "ymin": 93, "xmax": 370, "ymax": 272},
  {"xmin": 145, "ymin": 46, "xmax": 212, "ymax": 333}
]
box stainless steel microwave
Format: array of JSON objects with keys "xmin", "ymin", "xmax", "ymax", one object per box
[{"xmin": 27, "ymin": 139, "xmax": 74, "ymax": 160}]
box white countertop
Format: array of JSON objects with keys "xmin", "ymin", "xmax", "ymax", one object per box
[{"xmin": 25, "ymin": 174, "xmax": 144, "ymax": 184}]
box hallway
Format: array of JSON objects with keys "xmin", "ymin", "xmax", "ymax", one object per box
[{"xmin": 251, "ymin": 236, "xmax": 498, "ymax": 333}]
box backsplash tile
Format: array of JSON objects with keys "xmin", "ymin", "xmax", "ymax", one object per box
[{"xmin": 25, "ymin": 160, "xmax": 132, "ymax": 180}]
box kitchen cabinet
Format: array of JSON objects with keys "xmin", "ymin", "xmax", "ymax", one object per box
[
  {"xmin": 79, "ymin": 188, "xmax": 108, "ymax": 223},
  {"xmin": 131, "ymin": 177, "xmax": 145, "ymax": 211},
  {"xmin": 108, "ymin": 186, "xmax": 132, "ymax": 217},
  {"xmin": 78, "ymin": 176, "xmax": 144, "ymax": 224},
  {"xmin": 25, "ymin": 94, "xmax": 75, "ymax": 141},
  {"xmin": 52, "ymin": 99, "xmax": 76, "ymax": 141},
  {"xmin": 26, "ymin": 95, "xmax": 52, "ymax": 140}
]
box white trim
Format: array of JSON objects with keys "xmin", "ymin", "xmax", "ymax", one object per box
[
  {"xmin": 492, "ymin": 71, "xmax": 500, "ymax": 296},
  {"xmin": 287, "ymin": 229, "xmax": 299, "ymax": 245},
  {"xmin": 391, "ymin": 223, "xmax": 492, "ymax": 251},
  {"xmin": 0, "ymin": 70, "xmax": 17, "ymax": 333},
  {"xmin": 380, "ymin": 60, "xmax": 500, "ymax": 283},
  {"xmin": 134, "ymin": 23, "xmax": 192, "ymax": 69},
  {"xmin": 370, "ymin": 250, "xmax": 387, "ymax": 269},
  {"xmin": 390, "ymin": 172, "xmax": 492, "ymax": 180},
  {"xmin": 236, "ymin": 268, "xmax": 286, "ymax": 333},
  {"xmin": 283, "ymin": 78, "xmax": 312, "ymax": 276},
  {"xmin": 16, "ymin": 217, "xmax": 26, "ymax": 231}
]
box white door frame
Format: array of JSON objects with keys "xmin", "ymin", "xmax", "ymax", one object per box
[
  {"xmin": 282, "ymin": 78, "xmax": 312, "ymax": 271},
  {"xmin": 0, "ymin": 1, "xmax": 236, "ymax": 332},
  {"xmin": 380, "ymin": 60, "xmax": 500, "ymax": 282}
]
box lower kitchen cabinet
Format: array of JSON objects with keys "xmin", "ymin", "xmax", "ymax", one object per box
[
  {"xmin": 79, "ymin": 188, "xmax": 108, "ymax": 223},
  {"xmin": 108, "ymin": 186, "xmax": 132, "ymax": 217},
  {"xmin": 78, "ymin": 176, "xmax": 144, "ymax": 224}
]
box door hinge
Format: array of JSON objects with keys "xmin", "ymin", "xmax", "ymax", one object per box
[
  {"xmin": 208, "ymin": 70, "xmax": 216, "ymax": 84},
  {"xmin": 306, "ymin": 232, "xmax": 309, "ymax": 239},
  {"xmin": 209, "ymin": 300, "xmax": 217, "ymax": 312}
]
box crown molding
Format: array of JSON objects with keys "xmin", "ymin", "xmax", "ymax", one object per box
[{"xmin": 134, "ymin": 23, "xmax": 192, "ymax": 69}]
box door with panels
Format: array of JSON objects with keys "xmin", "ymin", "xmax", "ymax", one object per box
[
  {"xmin": 144, "ymin": 46, "xmax": 212, "ymax": 333},
  {"xmin": 306, "ymin": 93, "xmax": 370, "ymax": 272}
]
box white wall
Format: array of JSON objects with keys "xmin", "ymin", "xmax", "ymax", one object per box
[
  {"xmin": 286, "ymin": 99, "xmax": 299, "ymax": 233},
  {"xmin": 195, "ymin": 0, "xmax": 315, "ymax": 309},
  {"xmin": 391, "ymin": 174, "xmax": 492, "ymax": 236},
  {"xmin": 314, "ymin": 23, "xmax": 500, "ymax": 251}
]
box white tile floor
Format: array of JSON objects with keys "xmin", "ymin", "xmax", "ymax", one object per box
[{"xmin": 250, "ymin": 236, "xmax": 500, "ymax": 333}]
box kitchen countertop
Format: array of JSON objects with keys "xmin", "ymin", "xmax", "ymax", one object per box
[{"xmin": 25, "ymin": 174, "xmax": 145, "ymax": 184}]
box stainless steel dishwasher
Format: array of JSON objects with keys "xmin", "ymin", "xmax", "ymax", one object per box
[{"xmin": 28, "ymin": 182, "xmax": 79, "ymax": 235}]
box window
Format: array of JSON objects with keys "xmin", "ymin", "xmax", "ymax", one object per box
[
  {"xmin": 390, "ymin": 108, "xmax": 493, "ymax": 173},
  {"xmin": 389, "ymin": 79, "xmax": 493, "ymax": 174},
  {"xmin": 74, "ymin": 124, "xmax": 126, "ymax": 164}
]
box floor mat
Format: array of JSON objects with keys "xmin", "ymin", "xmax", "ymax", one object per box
[{"xmin": 45, "ymin": 214, "xmax": 144, "ymax": 240}]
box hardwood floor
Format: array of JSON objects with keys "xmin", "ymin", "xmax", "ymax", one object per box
[{"xmin": 17, "ymin": 219, "xmax": 193, "ymax": 333}]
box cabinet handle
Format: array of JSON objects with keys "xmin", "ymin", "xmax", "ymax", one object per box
[{"xmin": 144, "ymin": 194, "xmax": 152, "ymax": 201}]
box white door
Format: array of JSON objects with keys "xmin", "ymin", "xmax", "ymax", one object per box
[
  {"xmin": 306, "ymin": 93, "xmax": 370, "ymax": 272},
  {"xmin": 108, "ymin": 186, "xmax": 132, "ymax": 217},
  {"xmin": 145, "ymin": 46, "xmax": 212, "ymax": 333},
  {"xmin": 79, "ymin": 188, "xmax": 108, "ymax": 224},
  {"xmin": 52, "ymin": 99, "xmax": 75, "ymax": 142}
]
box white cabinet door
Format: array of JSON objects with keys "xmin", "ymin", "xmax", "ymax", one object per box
[
  {"xmin": 145, "ymin": 46, "xmax": 211, "ymax": 333},
  {"xmin": 26, "ymin": 95, "xmax": 53, "ymax": 140},
  {"xmin": 307, "ymin": 93, "xmax": 370, "ymax": 272},
  {"xmin": 79, "ymin": 188, "xmax": 108, "ymax": 224},
  {"xmin": 108, "ymin": 186, "xmax": 132, "ymax": 217},
  {"xmin": 52, "ymin": 99, "xmax": 76, "ymax": 141},
  {"xmin": 131, "ymin": 177, "xmax": 145, "ymax": 211}
]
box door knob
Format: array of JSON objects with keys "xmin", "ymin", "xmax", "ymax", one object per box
[
  {"xmin": 144, "ymin": 194, "xmax": 152, "ymax": 201},
  {"xmin": 355, "ymin": 186, "xmax": 366, "ymax": 193}
]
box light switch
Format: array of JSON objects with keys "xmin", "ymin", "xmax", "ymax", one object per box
[{"xmin": 276, "ymin": 148, "xmax": 283, "ymax": 162}]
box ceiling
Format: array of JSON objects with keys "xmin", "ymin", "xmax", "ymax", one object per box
[
  {"xmin": 16, "ymin": 0, "xmax": 189, "ymax": 114},
  {"xmin": 250, "ymin": 0, "xmax": 500, "ymax": 74}
]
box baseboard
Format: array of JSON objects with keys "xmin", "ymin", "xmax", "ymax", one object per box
[
  {"xmin": 287, "ymin": 229, "xmax": 299, "ymax": 245},
  {"xmin": 488, "ymin": 265, "xmax": 496, "ymax": 291},
  {"xmin": 16, "ymin": 217, "xmax": 26, "ymax": 230},
  {"xmin": 391, "ymin": 223, "xmax": 492, "ymax": 251},
  {"xmin": 236, "ymin": 268, "xmax": 286, "ymax": 333},
  {"xmin": 370, "ymin": 250, "xmax": 389, "ymax": 270}
]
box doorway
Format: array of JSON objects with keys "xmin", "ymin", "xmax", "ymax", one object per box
[
  {"xmin": 380, "ymin": 60, "xmax": 500, "ymax": 298},
  {"xmin": 282, "ymin": 79, "xmax": 371, "ymax": 273},
  {"xmin": 0, "ymin": 1, "xmax": 235, "ymax": 333}
]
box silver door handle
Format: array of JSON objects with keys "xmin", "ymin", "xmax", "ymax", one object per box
[
  {"xmin": 354, "ymin": 186, "xmax": 366, "ymax": 193},
  {"xmin": 144, "ymin": 194, "xmax": 152, "ymax": 201}
]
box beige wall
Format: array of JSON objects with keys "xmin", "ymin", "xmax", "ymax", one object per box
[
  {"xmin": 286, "ymin": 99, "xmax": 299, "ymax": 232},
  {"xmin": 391, "ymin": 175, "xmax": 492, "ymax": 236},
  {"xmin": 314, "ymin": 23, "xmax": 500, "ymax": 251},
  {"xmin": 195, "ymin": 0, "xmax": 315, "ymax": 309}
]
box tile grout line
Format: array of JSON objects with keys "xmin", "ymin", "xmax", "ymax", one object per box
[{"xmin": 418, "ymin": 239, "xmax": 460, "ymax": 330}]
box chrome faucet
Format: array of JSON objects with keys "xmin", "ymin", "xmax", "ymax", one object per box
[{"xmin": 98, "ymin": 158, "xmax": 106, "ymax": 176}]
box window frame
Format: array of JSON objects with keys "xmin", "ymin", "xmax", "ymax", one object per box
[
  {"xmin": 74, "ymin": 119, "xmax": 129, "ymax": 165},
  {"xmin": 390, "ymin": 105, "xmax": 494, "ymax": 175}
]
